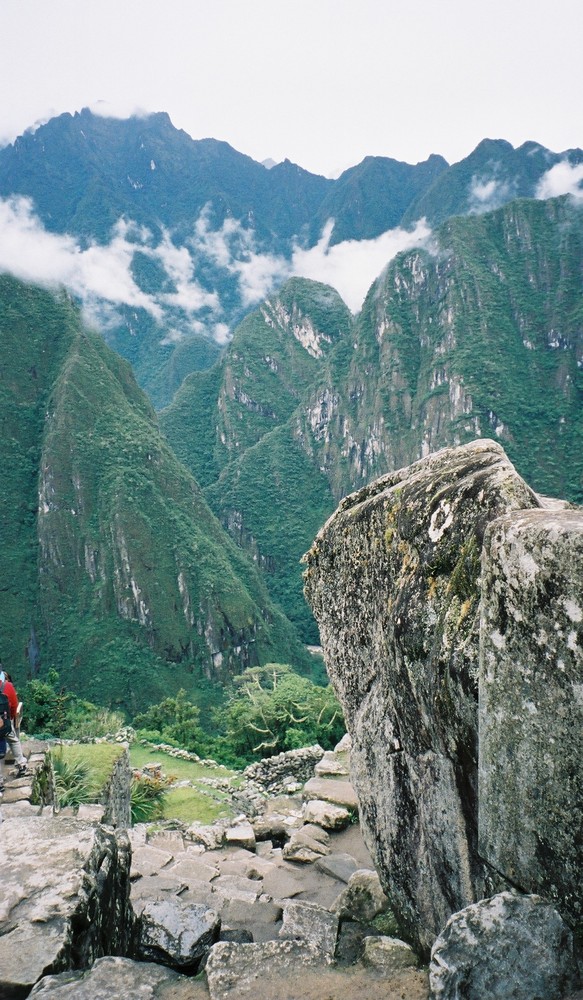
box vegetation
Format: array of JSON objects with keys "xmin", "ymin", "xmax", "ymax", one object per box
[
  {"xmin": 50, "ymin": 743, "xmax": 124, "ymax": 807},
  {"xmin": 130, "ymin": 774, "xmax": 167, "ymax": 824},
  {"xmin": 212, "ymin": 664, "xmax": 345, "ymax": 765},
  {"xmin": 0, "ymin": 274, "xmax": 314, "ymax": 710},
  {"xmin": 134, "ymin": 689, "xmax": 208, "ymax": 754}
]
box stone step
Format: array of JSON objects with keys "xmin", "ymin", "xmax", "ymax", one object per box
[{"xmin": 303, "ymin": 777, "xmax": 358, "ymax": 810}]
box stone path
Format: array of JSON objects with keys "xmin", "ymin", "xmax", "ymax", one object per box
[
  {"xmin": 0, "ymin": 738, "xmax": 50, "ymax": 819},
  {"xmin": 126, "ymin": 738, "xmax": 430, "ymax": 999}
]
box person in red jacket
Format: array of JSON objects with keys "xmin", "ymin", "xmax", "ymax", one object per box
[{"xmin": 0, "ymin": 669, "xmax": 28, "ymax": 782}]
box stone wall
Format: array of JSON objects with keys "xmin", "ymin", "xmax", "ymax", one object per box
[
  {"xmin": 243, "ymin": 745, "xmax": 326, "ymax": 795},
  {"xmin": 100, "ymin": 747, "xmax": 132, "ymax": 828}
]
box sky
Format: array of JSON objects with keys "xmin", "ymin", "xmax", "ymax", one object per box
[
  {"xmin": 0, "ymin": 0, "xmax": 581, "ymax": 326},
  {"xmin": 1, "ymin": 0, "xmax": 582, "ymax": 178}
]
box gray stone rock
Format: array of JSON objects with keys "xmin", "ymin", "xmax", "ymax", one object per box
[
  {"xmin": 224, "ymin": 820, "xmax": 256, "ymax": 851},
  {"xmin": 135, "ymin": 897, "xmax": 220, "ymax": 969},
  {"xmin": 0, "ymin": 817, "xmax": 132, "ymax": 998},
  {"xmin": 148, "ymin": 830, "xmax": 185, "ymax": 854},
  {"xmin": 29, "ymin": 956, "xmax": 200, "ymax": 998},
  {"xmin": 315, "ymin": 852, "xmax": 359, "ymax": 883},
  {"xmin": 243, "ymin": 855, "xmax": 277, "ymax": 879},
  {"xmin": 210, "ymin": 874, "xmax": 262, "ymax": 903},
  {"xmin": 429, "ymin": 892, "xmax": 578, "ymax": 1000},
  {"xmin": 303, "ymin": 776, "xmax": 358, "ymax": 809},
  {"xmin": 304, "ymin": 439, "xmax": 541, "ymax": 954},
  {"xmin": 261, "ymin": 865, "xmax": 305, "ymax": 900},
  {"xmin": 280, "ymin": 900, "xmax": 339, "ymax": 956},
  {"xmin": 205, "ymin": 939, "xmax": 328, "ymax": 999},
  {"xmin": 221, "ymin": 897, "xmax": 283, "ymax": 942},
  {"xmin": 130, "ymin": 873, "xmax": 188, "ymax": 901},
  {"xmin": 479, "ymin": 509, "xmax": 583, "ymax": 926},
  {"xmin": 165, "ymin": 856, "xmax": 220, "ymax": 883},
  {"xmin": 362, "ymin": 934, "xmax": 418, "ymax": 971},
  {"xmin": 303, "ymin": 798, "xmax": 351, "ymax": 830},
  {"xmin": 315, "ymin": 750, "xmax": 350, "ymax": 777},
  {"xmin": 131, "ymin": 844, "xmax": 173, "ymax": 878},
  {"xmin": 75, "ymin": 804, "xmax": 106, "ymax": 823},
  {"xmin": 185, "ymin": 823, "xmax": 226, "ymax": 850},
  {"xmin": 331, "ymin": 869, "xmax": 389, "ymax": 923},
  {"xmin": 283, "ymin": 827, "xmax": 331, "ymax": 862}
]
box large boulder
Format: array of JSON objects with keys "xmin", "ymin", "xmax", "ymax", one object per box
[
  {"xmin": 133, "ymin": 897, "xmax": 220, "ymax": 970},
  {"xmin": 279, "ymin": 900, "xmax": 339, "ymax": 956},
  {"xmin": 429, "ymin": 892, "xmax": 578, "ymax": 1000},
  {"xmin": 28, "ymin": 956, "xmax": 201, "ymax": 999},
  {"xmin": 0, "ymin": 817, "xmax": 133, "ymax": 999},
  {"xmin": 479, "ymin": 509, "xmax": 583, "ymax": 926},
  {"xmin": 205, "ymin": 939, "xmax": 328, "ymax": 999},
  {"xmin": 331, "ymin": 869, "xmax": 389, "ymax": 923},
  {"xmin": 304, "ymin": 440, "xmax": 539, "ymax": 952}
]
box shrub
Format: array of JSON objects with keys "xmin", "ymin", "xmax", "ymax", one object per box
[
  {"xmin": 51, "ymin": 751, "xmax": 93, "ymax": 808},
  {"xmin": 133, "ymin": 689, "xmax": 208, "ymax": 754},
  {"xmin": 130, "ymin": 775, "xmax": 166, "ymax": 824}
]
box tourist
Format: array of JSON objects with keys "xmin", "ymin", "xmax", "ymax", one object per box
[{"xmin": 0, "ymin": 669, "xmax": 28, "ymax": 777}]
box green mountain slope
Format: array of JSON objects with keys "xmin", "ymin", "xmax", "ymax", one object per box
[
  {"xmin": 0, "ymin": 275, "xmax": 312, "ymax": 709},
  {"xmin": 402, "ymin": 139, "xmax": 583, "ymax": 227},
  {"xmin": 160, "ymin": 197, "xmax": 583, "ymax": 646},
  {"xmin": 311, "ymin": 153, "xmax": 448, "ymax": 244},
  {"xmin": 299, "ymin": 195, "xmax": 583, "ymax": 504},
  {"xmin": 160, "ymin": 279, "xmax": 353, "ymax": 640}
]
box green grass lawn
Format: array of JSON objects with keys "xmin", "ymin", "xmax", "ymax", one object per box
[
  {"xmin": 163, "ymin": 785, "xmax": 234, "ymax": 824},
  {"xmin": 129, "ymin": 744, "xmax": 235, "ymax": 782},
  {"xmin": 50, "ymin": 742, "xmax": 243, "ymax": 825},
  {"xmin": 130, "ymin": 743, "xmax": 240, "ymax": 825}
]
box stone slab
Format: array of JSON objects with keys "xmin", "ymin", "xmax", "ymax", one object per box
[{"xmin": 303, "ymin": 777, "xmax": 358, "ymax": 809}]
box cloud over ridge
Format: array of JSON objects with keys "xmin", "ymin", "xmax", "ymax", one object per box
[{"xmin": 0, "ymin": 195, "xmax": 433, "ymax": 345}]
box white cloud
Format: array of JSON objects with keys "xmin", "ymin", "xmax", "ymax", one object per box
[
  {"xmin": 232, "ymin": 251, "xmax": 290, "ymax": 307},
  {"xmin": 468, "ymin": 175, "xmax": 513, "ymax": 214},
  {"xmin": 536, "ymin": 161, "xmax": 583, "ymax": 201},
  {"xmin": 0, "ymin": 197, "xmax": 162, "ymax": 317},
  {"xmin": 153, "ymin": 231, "xmax": 220, "ymax": 314},
  {"xmin": 290, "ymin": 218, "xmax": 433, "ymax": 313},
  {"xmin": 192, "ymin": 207, "xmax": 289, "ymax": 307},
  {"xmin": 0, "ymin": 196, "xmax": 433, "ymax": 347},
  {"xmin": 89, "ymin": 99, "xmax": 152, "ymax": 121},
  {"xmin": 213, "ymin": 322, "xmax": 231, "ymax": 345},
  {"xmin": 0, "ymin": 198, "xmax": 230, "ymax": 342}
]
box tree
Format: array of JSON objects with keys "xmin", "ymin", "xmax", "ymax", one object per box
[
  {"xmin": 133, "ymin": 689, "xmax": 207, "ymax": 752},
  {"xmin": 214, "ymin": 664, "xmax": 344, "ymax": 762}
]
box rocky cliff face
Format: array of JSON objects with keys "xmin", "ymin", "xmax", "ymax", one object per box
[
  {"xmin": 304, "ymin": 440, "xmax": 581, "ymax": 956},
  {"xmin": 301, "ymin": 196, "xmax": 583, "ymax": 506},
  {"xmin": 164, "ymin": 198, "xmax": 583, "ymax": 648}
]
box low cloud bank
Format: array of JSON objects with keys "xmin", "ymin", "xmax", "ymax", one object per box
[
  {"xmin": 0, "ymin": 196, "xmax": 433, "ymax": 344},
  {"xmin": 291, "ymin": 218, "xmax": 432, "ymax": 312},
  {"xmin": 0, "ymin": 197, "xmax": 162, "ymax": 317},
  {"xmin": 0, "ymin": 197, "xmax": 223, "ymax": 338},
  {"xmin": 536, "ymin": 161, "xmax": 583, "ymax": 201}
]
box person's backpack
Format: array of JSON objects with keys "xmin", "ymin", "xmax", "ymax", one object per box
[{"xmin": 0, "ymin": 681, "xmax": 12, "ymax": 738}]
